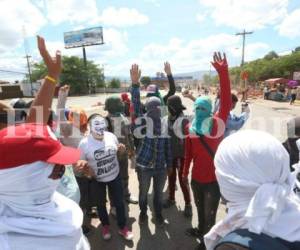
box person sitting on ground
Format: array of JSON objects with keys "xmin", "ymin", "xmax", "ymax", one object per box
[
  {"xmin": 205, "ymin": 130, "xmax": 300, "ymax": 250},
  {"xmin": 182, "ymin": 52, "xmax": 231, "ymax": 250},
  {"xmin": 224, "ymin": 93, "xmax": 250, "ymax": 137},
  {"xmin": 78, "ymin": 114, "xmax": 134, "ymax": 241},
  {"xmin": 163, "ymin": 95, "xmax": 192, "ymax": 217},
  {"xmin": 0, "ymin": 123, "xmax": 90, "ymax": 250},
  {"xmin": 104, "ymin": 96, "xmax": 138, "ymax": 206}
]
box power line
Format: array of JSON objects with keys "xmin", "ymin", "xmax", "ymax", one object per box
[{"xmin": 0, "ymin": 69, "xmax": 26, "ymax": 75}]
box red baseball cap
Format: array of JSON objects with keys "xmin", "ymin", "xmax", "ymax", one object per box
[{"xmin": 0, "ymin": 123, "xmax": 81, "ymax": 169}]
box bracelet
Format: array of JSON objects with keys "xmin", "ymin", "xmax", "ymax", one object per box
[{"xmin": 45, "ymin": 75, "xmax": 57, "ymax": 84}]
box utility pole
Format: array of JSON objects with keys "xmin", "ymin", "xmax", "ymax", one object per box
[
  {"xmin": 82, "ymin": 46, "xmax": 90, "ymax": 93},
  {"xmin": 24, "ymin": 55, "xmax": 33, "ymax": 96},
  {"xmin": 236, "ymin": 29, "xmax": 253, "ymax": 93},
  {"xmin": 236, "ymin": 29, "xmax": 253, "ymax": 66},
  {"xmin": 22, "ymin": 26, "xmax": 34, "ymax": 96}
]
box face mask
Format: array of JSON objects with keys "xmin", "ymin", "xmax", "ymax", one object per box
[
  {"xmin": 90, "ymin": 116, "xmax": 107, "ymax": 139},
  {"xmin": 195, "ymin": 106, "xmax": 211, "ymax": 118}
]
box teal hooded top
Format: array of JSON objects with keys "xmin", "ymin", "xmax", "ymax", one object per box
[{"xmin": 190, "ymin": 96, "xmax": 213, "ymax": 135}]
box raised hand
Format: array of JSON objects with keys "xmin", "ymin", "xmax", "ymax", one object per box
[
  {"xmin": 118, "ymin": 143, "xmax": 126, "ymax": 154},
  {"xmin": 164, "ymin": 62, "xmax": 172, "ymax": 76},
  {"xmin": 130, "ymin": 64, "xmax": 141, "ymax": 85},
  {"xmin": 182, "ymin": 89, "xmax": 196, "ymax": 101},
  {"xmin": 59, "ymin": 85, "xmax": 70, "ymax": 95},
  {"xmin": 211, "ymin": 52, "xmax": 228, "ymax": 73},
  {"xmin": 37, "ymin": 36, "xmax": 62, "ymax": 80}
]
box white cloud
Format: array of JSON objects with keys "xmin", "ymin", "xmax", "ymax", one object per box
[
  {"xmin": 96, "ymin": 7, "xmax": 149, "ymax": 28},
  {"xmin": 110, "ymin": 34, "xmax": 270, "ymax": 76},
  {"xmin": 196, "ymin": 14, "xmax": 206, "ymax": 23},
  {"xmin": 46, "ymin": 0, "xmax": 98, "ymax": 25},
  {"xmin": 199, "ymin": 0, "xmax": 288, "ymax": 30},
  {"xmin": 278, "ymin": 9, "xmax": 300, "ymax": 38},
  {"xmin": 0, "ymin": 0, "xmax": 46, "ymax": 50},
  {"xmin": 144, "ymin": 0, "xmax": 161, "ymax": 7},
  {"xmin": 45, "ymin": 2, "xmax": 149, "ymax": 28}
]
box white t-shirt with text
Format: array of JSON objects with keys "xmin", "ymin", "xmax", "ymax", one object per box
[{"xmin": 79, "ymin": 132, "xmax": 120, "ymax": 183}]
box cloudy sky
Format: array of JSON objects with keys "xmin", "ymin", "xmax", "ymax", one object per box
[{"xmin": 0, "ymin": 0, "xmax": 300, "ymax": 80}]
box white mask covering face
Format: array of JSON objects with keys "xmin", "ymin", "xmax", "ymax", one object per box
[{"xmin": 90, "ymin": 116, "xmax": 107, "ymax": 139}]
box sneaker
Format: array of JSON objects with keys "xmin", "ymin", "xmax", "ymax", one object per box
[
  {"xmin": 102, "ymin": 225, "xmax": 111, "ymax": 240},
  {"xmin": 82, "ymin": 225, "xmax": 92, "ymax": 236},
  {"xmin": 195, "ymin": 242, "xmax": 206, "ymax": 250},
  {"xmin": 110, "ymin": 206, "xmax": 116, "ymax": 217},
  {"xmin": 163, "ymin": 199, "xmax": 175, "ymax": 209},
  {"xmin": 126, "ymin": 195, "xmax": 138, "ymax": 205},
  {"xmin": 86, "ymin": 207, "xmax": 98, "ymax": 218},
  {"xmin": 185, "ymin": 227, "xmax": 202, "ymax": 238},
  {"xmin": 139, "ymin": 212, "xmax": 148, "ymax": 225},
  {"xmin": 155, "ymin": 215, "xmax": 165, "ymax": 227},
  {"xmin": 119, "ymin": 226, "xmax": 134, "ymax": 241},
  {"xmin": 184, "ymin": 204, "xmax": 193, "ymax": 218}
]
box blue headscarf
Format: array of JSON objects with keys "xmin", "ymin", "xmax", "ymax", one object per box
[{"xmin": 190, "ymin": 96, "xmax": 213, "ymax": 135}]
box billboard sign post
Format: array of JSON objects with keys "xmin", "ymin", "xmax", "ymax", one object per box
[
  {"xmin": 64, "ymin": 27, "xmax": 104, "ymax": 94},
  {"xmin": 64, "ymin": 27, "xmax": 104, "ymax": 49}
]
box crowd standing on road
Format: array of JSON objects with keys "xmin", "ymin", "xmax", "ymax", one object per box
[{"xmin": 1, "ymin": 36, "xmax": 300, "ymax": 250}]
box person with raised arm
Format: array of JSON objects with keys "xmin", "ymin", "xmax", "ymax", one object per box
[
  {"xmin": 130, "ymin": 62, "xmax": 176, "ymax": 120},
  {"xmin": 163, "ymin": 95, "xmax": 192, "ymax": 218},
  {"xmin": 26, "ymin": 36, "xmax": 61, "ymax": 124},
  {"xmin": 182, "ymin": 52, "xmax": 231, "ymax": 250},
  {"xmin": 0, "ymin": 36, "xmax": 61, "ymax": 130}
]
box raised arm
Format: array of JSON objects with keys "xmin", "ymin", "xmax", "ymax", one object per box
[
  {"xmin": 56, "ymin": 85, "xmax": 69, "ymax": 122},
  {"xmin": 130, "ymin": 64, "xmax": 143, "ymax": 119},
  {"xmin": 212, "ymin": 52, "xmax": 231, "ymax": 123},
  {"xmin": 56, "ymin": 85, "xmax": 73, "ymax": 137},
  {"xmin": 26, "ymin": 36, "xmax": 62, "ymax": 124},
  {"xmin": 163, "ymin": 62, "xmax": 176, "ymax": 103}
]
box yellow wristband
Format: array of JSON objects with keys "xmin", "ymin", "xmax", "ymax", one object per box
[{"xmin": 45, "ymin": 75, "xmax": 57, "ymax": 84}]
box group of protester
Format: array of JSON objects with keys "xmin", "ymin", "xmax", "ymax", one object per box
[{"xmin": 1, "ymin": 36, "xmax": 300, "ymax": 250}]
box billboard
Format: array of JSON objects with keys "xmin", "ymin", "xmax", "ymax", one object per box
[{"xmin": 64, "ymin": 27, "xmax": 104, "ymax": 48}]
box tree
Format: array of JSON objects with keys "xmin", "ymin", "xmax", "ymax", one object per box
[
  {"xmin": 29, "ymin": 56, "xmax": 105, "ymax": 95},
  {"xmin": 294, "ymin": 47, "xmax": 300, "ymax": 53},
  {"xmin": 109, "ymin": 78, "xmax": 121, "ymax": 88},
  {"xmin": 229, "ymin": 49, "xmax": 300, "ymax": 84},
  {"xmin": 140, "ymin": 76, "xmax": 151, "ymax": 87},
  {"xmin": 263, "ymin": 51, "xmax": 279, "ymax": 60}
]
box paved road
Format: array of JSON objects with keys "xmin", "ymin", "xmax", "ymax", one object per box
[
  {"xmin": 79, "ymin": 94, "xmax": 298, "ymax": 250},
  {"xmin": 3, "ymin": 93, "xmax": 300, "ymax": 250}
]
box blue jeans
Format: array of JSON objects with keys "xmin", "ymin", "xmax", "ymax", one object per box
[
  {"xmin": 96, "ymin": 174, "xmax": 126, "ymax": 229},
  {"xmin": 137, "ymin": 168, "xmax": 167, "ymax": 216}
]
